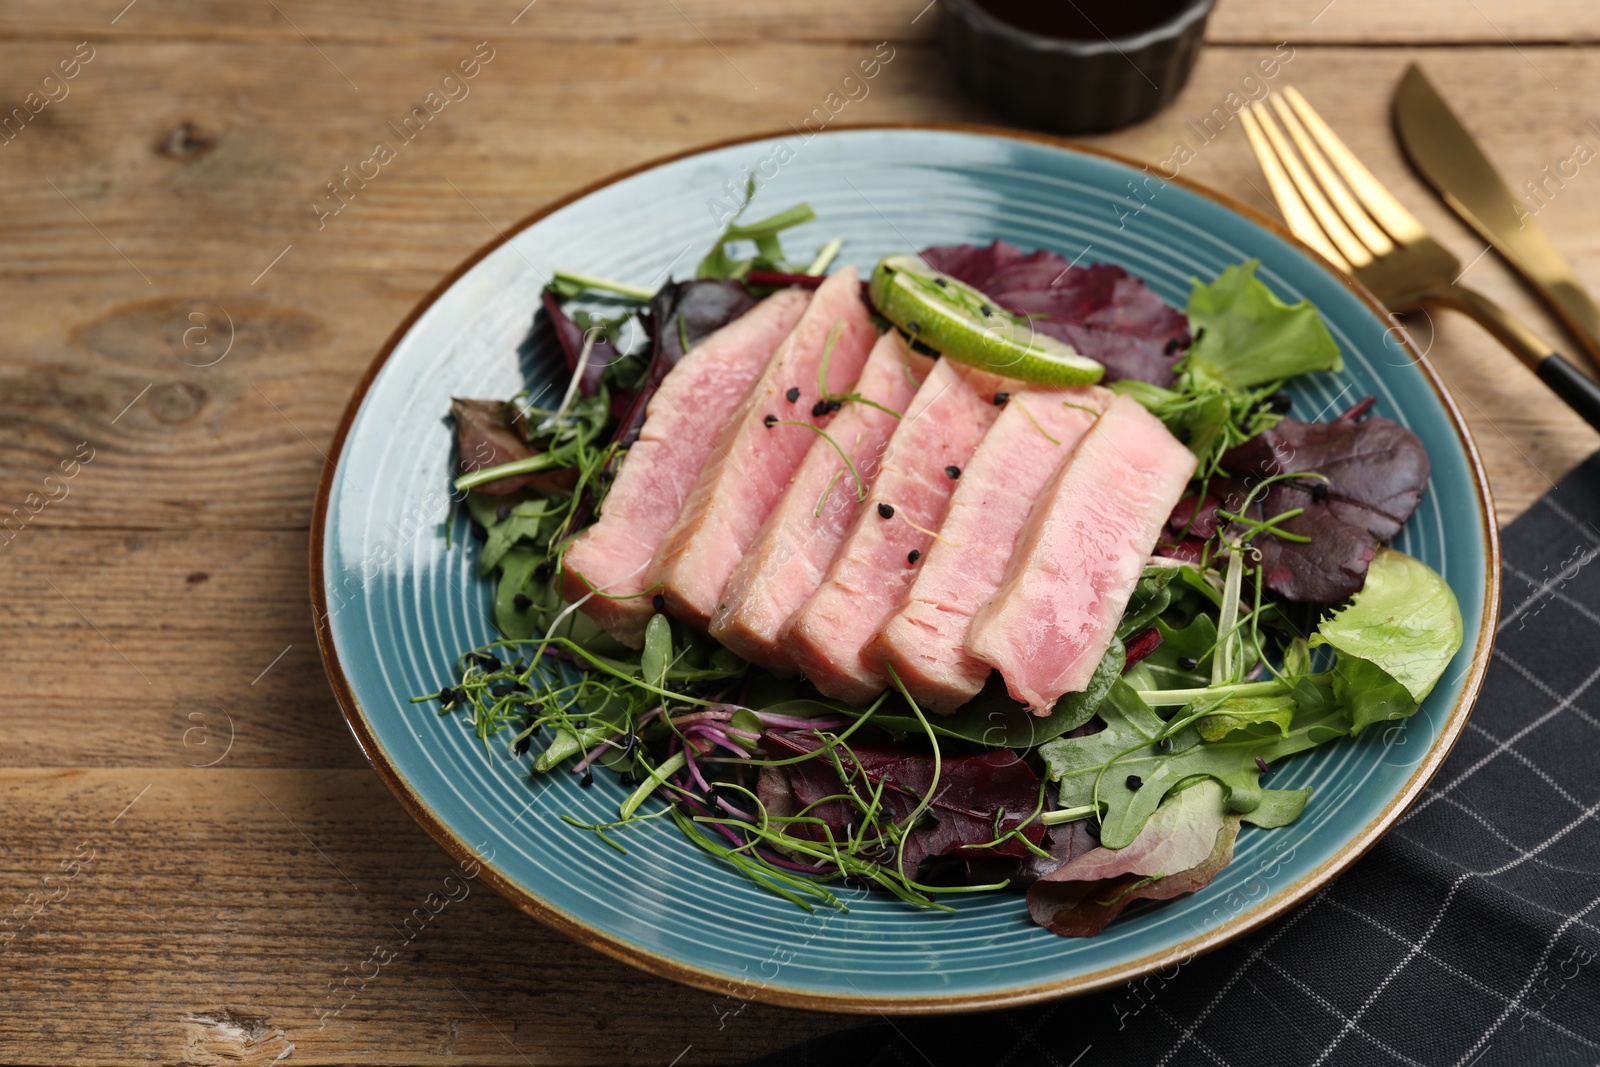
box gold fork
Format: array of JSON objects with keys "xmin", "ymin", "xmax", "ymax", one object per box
[{"xmin": 1241, "ymin": 86, "xmax": 1600, "ymax": 433}]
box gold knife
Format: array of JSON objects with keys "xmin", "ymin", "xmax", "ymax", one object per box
[{"xmin": 1392, "ymin": 63, "xmax": 1600, "ymax": 376}]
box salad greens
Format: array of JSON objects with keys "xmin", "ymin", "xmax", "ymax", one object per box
[{"xmin": 421, "ymin": 204, "xmax": 1464, "ymax": 935}]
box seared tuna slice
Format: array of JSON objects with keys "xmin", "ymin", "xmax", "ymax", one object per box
[
  {"xmin": 710, "ymin": 332, "xmax": 932, "ymax": 673},
  {"xmin": 871, "ymin": 385, "xmax": 1112, "ymax": 712},
  {"xmin": 968, "ymin": 394, "xmax": 1196, "ymax": 713},
  {"xmin": 785, "ymin": 358, "xmax": 1007, "ymax": 703},
  {"xmin": 651, "ymin": 268, "xmax": 877, "ymax": 630},
  {"xmin": 562, "ymin": 289, "xmax": 809, "ymax": 647}
]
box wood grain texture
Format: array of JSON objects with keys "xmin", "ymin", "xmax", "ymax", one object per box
[
  {"xmin": 1, "ymin": 42, "xmax": 1593, "ymax": 530},
  {"xmin": 3, "ymin": 2, "xmax": 1598, "ymax": 1062},
  {"xmin": 0, "ymin": 769, "xmax": 815, "ymax": 1066},
  {"xmin": 0, "ymin": 0, "xmax": 1596, "ymax": 45}
]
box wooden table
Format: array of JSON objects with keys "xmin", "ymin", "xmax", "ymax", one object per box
[{"xmin": 3, "ymin": 2, "xmax": 1597, "ymax": 1063}]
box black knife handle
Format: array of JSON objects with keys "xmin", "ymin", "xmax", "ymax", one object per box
[{"xmin": 1537, "ymin": 354, "xmax": 1600, "ymax": 434}]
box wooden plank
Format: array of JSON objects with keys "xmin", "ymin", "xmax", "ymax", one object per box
[
  {"xmin": 0, "ymin": 768, "xmax": 831, "ymax": 1065},
  {"xmin": 0, "ymin": 528, "xmax": 368, "ymax": 769},
  {"xmin": 0, "ymin": 0, "xmax": 1595, "ymax": 45},
  {"xmin": 1, "ymin": 42, "xmax": 1592, "ymax": 530}
]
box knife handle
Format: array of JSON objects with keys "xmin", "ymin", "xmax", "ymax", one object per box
[
  {"xmin": 1537, "ymin": 354, "xmax": 1600, "ymax": 434},
  {"xmin": 1432, "ymin": 285, "xmax": 1600, "ymax": 435}
]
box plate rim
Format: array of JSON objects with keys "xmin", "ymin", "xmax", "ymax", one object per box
[{"xmin": 310, "ymin": 121, "xmax": 1502, "ymax": 1015}]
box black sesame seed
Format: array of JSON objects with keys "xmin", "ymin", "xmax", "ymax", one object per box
[
  {"xmin": 933, "ymin": 277, "xmax": 948, "ymax": 288},
  {"xmin": 907, "ymin": 549, "xmax": 921, "ymax": 564},
  {"xmin": 1268, "ymin": 391, "xmax": 1293, "ymax": 414},
  {"xmin": 534, "ymin": 561, "xmax": 552, "ymax": 580},
  {"xmin": 579, "ymin": 769, "xmax": 595, "ymax": 788},
  {"xmin": 1156, "ymin": 737, "xmax": 1172, "ymax": 751},
  {"xmin": 825, "ymin": 399, "xmax": 842, "ymax": 414},
  {"xmin": 513, "ymin": 734, "xmax": 531, "ymax": 755},
  {"xmin": 438, "ymin": 686, "xmax": 459, "ymax": 706},
  {"xmin": 490, "ymin": 683, "xmax": 519, "ymax": 698},
  {"xmin": 1164, "ymin": 337, "xmax": 1181, "ymax": 355},
  {"xmin": 513, "ymin": 593, "xmax": 533, "ymax": 612},
  {"xmin": 786, "ymin": 386, "xmax": 801, "ymax": 403},
  {"xmin": 618, "ymin": 770, "xmax": 638, "ymax": 786},
  {"xmin": 1193, "ymin": 327, "xmax": 1206, "ymax": 344},
  {"xmin": 1177, "ymin": 656, "xmax": 1198, "ymax": 670},
  {"xmin": 471, "ymin": 523, "xmax": 488, "ymax": 542},
  {"xmin": 652, "ymin": 594, "xmax": 666, "ymax": 612},
  {"xmin": 993, "ymin": 391, "xmax": 1010, "ymax": 406},
  {"xmin": 979, "ymin": 303, "xmax": 993, "ymax": 316},
  {"xmin": 905, "ymin": 321, "xmax": 921, "ymax": 333},
  {"xmin": 471, "ymin": 652, "xmax": 501, "ymax": 671},
  {"xmin": 1126, "ymin": 775, "xmax": 1144, "ymax": 790},
  {"xmin": 763, "ymin": 414, "xmax": 778, "ymax": 428},
  {"xmin": 877, "ymin": 502, "xmax": 895, "ymax": 519},
  {"xmin": 945, "ymin": 465, "xmax": 961, "ymax": 480},
  {"xmin": 1310, "ymin": 483, "xmax": 1329, "ymax": 502},
  {"xmin": 496, "ymin": 505, "xmax": 511, "ymax": 522},
  {"xmin": 811, "ymin": 399, "xmax": 831, "ymax": 417}
]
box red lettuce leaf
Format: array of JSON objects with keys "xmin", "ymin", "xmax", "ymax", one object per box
[
  {"xmin": 540, "ymin": 291, "xmax": 628, "ymax": 398},
  {"xmin": 757, "ymin": 732, "xmax": 1047, "ymax": 879},
  {"xmin": 1219, "ymin": 410, "xmax": 1430, "ymax": 603},
  {"xmin": 919, "ymin": 240, "xmax": 1191, "ymax": 386},
  {"xmin": 449, "ymin": 398, "xmax": 577, "ymax": 497},
  {"xmin": 1027, "ymin": 780, "xmax": 1239, "ymax": 937}
]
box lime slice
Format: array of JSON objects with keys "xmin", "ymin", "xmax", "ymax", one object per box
[{"xmin": 868, "ymin": 255, "xmax": 1105, "ymax": 386}]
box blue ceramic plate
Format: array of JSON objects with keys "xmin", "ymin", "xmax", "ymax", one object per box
[{"xmin": 313, "ymin": 126, "xmax": 1499, "ymax": 1013}]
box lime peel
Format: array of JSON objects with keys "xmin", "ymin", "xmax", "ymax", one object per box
[{"xmin": 867, "ymin": 255, "xmax": 1105, "ymax": 386}]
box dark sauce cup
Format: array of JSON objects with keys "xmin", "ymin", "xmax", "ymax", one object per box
[{"xmin": 940, "ymin": 0, "xmax": 1215, "ymax": 134}]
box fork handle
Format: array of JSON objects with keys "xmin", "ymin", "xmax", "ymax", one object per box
[
  {"xmin": 1537, "ymin": 355, "xmax": 1600, "ymax": 434},
  {"xmin": 1433, "ymin": 285, "xmax": 1600, "ymax": 435}
]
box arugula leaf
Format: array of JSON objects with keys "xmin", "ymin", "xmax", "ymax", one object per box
[
  {"xmin": 1241, "ymin": 786, "xmax": 1311, "ymax": 828},
  {"xmin": 695, "ymin": 178, "xmax": 818, "ymax": 281},
  {"xmin": 1184, "ymin": 260, "xmax": 1343, "ymax": 390},
  {"xmin": 1117, "ymin": 567, "xmax": 1179, "ymax": 639},
  {"xmin": 1311, "ymin": 548, "xmax": 1463, "ymax": 733},
  {"xmin": 1040, "ymin": 680, "xmax": 1349, "ymax": 848}
]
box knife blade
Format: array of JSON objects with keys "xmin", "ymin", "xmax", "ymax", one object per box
[{"xmin": 1392, "ymin": 63, "xmax": 1600, "ymax": 375}]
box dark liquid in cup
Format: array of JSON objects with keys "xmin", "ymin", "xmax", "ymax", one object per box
[{"xmin": 973, "ymin": 0, "xmax": 1191, "ymax": 40}]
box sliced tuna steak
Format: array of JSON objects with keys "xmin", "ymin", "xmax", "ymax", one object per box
[
  {"xmin": 785, "ymin": 358, "xmax": 1008, "ymax": 704},
  {"xmin": 562, "ymin": 289, "xmax": 810, "ymax": 647},
  {"xmin": 871, "ymin": 385, "xmax": 1113, "ymax": 713},
  {"xmin": 968, "ymin": 394, "xmax": 1197, "ymax": 713},
  {"xmin": 711, "ymin": 332, "xmax": 933, "ymax": 673},
  {"xmin": 651, "ymin": 268, "xmax": 877, "ymax": 630}
]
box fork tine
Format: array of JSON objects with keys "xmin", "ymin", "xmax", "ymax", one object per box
[
  {"xmin": 1239, "ymin": 106, "xmax": 1352, "ymax": 272},
  {"xmin": 1267, "ymin": 94, "xmax": 1394, "ymax": 258},
  {"xmin": 1247, "ymin": 101, "xmax": 1372, "ymax": 269},
  {"xmin": 1282, "ymin": 86, "xmax": 1428, "ymax": 245}
]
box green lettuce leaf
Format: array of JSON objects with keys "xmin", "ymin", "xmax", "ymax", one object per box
[
  {"xmin": 1312, "ymin": 548, "xmax": 1464, "ymax": 734},
  {"xmin": 1184, "ymin": 259, "xmax": 1343, "ymax": 390}
]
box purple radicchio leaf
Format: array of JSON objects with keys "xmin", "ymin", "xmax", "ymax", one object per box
[{"xmin": 1218, "ymin": 408, "xmax": 1430, "ymax": 604}]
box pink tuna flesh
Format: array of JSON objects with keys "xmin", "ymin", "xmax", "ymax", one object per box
[
  {"xmin": 871, "ymin": 385, "xmax": 1113, "ymax": 713},
  {"xmin": 710, "ymin": 332, "xmax": 932, "ymax": 674},
  {"xmin": 967, "ymin": 393, "xmax": 1197, "ymax": 713},
  {"xmin": 650, "ymin": 268, "xmax": 877, "ymax": 630},
  {"xmin": 785, "ymin": 359, "xmax": 1008, "ymax": 704},
  {"xmin": 562, "ymin": 289, "xmax": 810, "ymax": 647}
]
